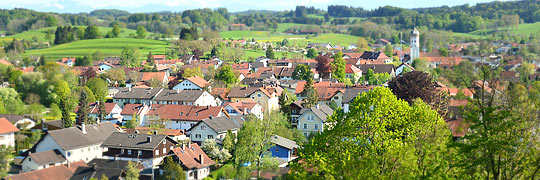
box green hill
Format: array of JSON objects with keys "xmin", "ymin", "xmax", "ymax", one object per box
[
  {"xmin": 24, "ymin": 38, "xmax": 168, "ymax": 60},
  {"xmin": 220, "ymin": 30, "xmax": 359, "ymax": 47},
  {"xmin": 454, "ymin": 22, "xmax": 540, "ymax": 39},
  {"xmin": 2, "ymin": 26, "xmax": 143, "ymax": 42}
]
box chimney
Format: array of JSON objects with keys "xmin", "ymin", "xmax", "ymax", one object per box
[
  {"xmin": 176, "ymin": 89, "xmax": 180, "ymax": 93},
  {"xmin": 81, "ymin": 123, "xmax": 87, "ymax": 134},
  {"xmin": 67, "ymin": 161, "xmax": 70, "ymax": 168},
  {"xmin": 188, "ymin": 143, "xmax": 192, "ymax": 149},
  {"xmin": 244, "ymin": 108, "xmax": 248, "ymax": 114},
  {"xmin": 316, "ymin": 104, "xmax": 320, "ymax": 109},
  {"xmin": 199, "ymin": 154, "xmax": 204, "ymax": 164},
  {"xmin": 147, "ymin": 136, "xmax": 152, "ymax": 143},
  {"xmin": 182, "ymin": 144, "xmax": 185, "ymax": 150},
  {"xmin": 92, "ymin": 163, "xmax": 98, "ymax": 170},
  {"xmin": 128, "ymin": 87, "xmax": 132, "ymax": 91}
]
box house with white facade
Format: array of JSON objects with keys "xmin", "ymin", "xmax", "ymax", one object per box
[
  {"xmin": 152, "ymin": 89, "xmax": 218, "ymax": 106},
  {"xmin": 224, "ymin": 100, "xmax": 263, "ymax": 119},
  {"xmin": 21, "ymin": 149, "xmax": 66, "ymax": 172},
  {"xmin": 120, "ymin": 104, "xmax": 150, "ymax": 126},
  {"xmin": 142, "ymin": 104, "xmax": 228, "ymax": 131},
  {"xmin": 188, "ymin": 116, "xmax": 244, "ymax": 143},
  {"xmin": 76, "ymin": 102, "xmax": 123, "ymax": 124},
  {"xmin": 30, "ymin": 122, "xmax": 119, "ymax": 165},
  {"xmin": 169, "ymin": 143, "xmax": 216, "ymax": 180},
  {"xmin": 172, "ymin": 76, "xmax": 210, "ymax": 90},
  {"xmin": 395, "ymin": 63, "xmax": 415, "ymax": 76},
  {"xmin": 296, "ymin": 104, "xmax": 333, "ymax": 138},
  {"xmin": 112, "ymin": 87, "xmax": 163, "ymax": 108},
  {"xmin": 0, "ymin": 118, "xmax": 19, "ymax": 147},
  {"xmin": 0, "ymin": 114, "xmax": 36, "ymax": 130}
]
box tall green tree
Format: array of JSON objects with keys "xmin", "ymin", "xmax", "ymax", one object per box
[
  {"xmin": 292, "ymin": 64, "xmax": 314, "ymax": 81},
  {"xmin": 146, "ymin": 52, "xmax": 155, "ymax": 67},
  {"xmin": 384, "ymin": 44, "xmax": 393, "ymax": 57},
  {"xmin": 331, "ymin": 51, "xmax": 346, "ymax": 83},
  {"xmin": 162, "ymin": 156, "xmax": 185, "ymax": 180},
  {"xmin": 301, "ymin": 78, "xmax": 318, "ymax": 108},
  {"xmin": 215, "ymin": 65, "xmax": 238, "ymax": 85},
  {"xmin": 97, "ymin": 100, "xmax": 106, "ymax": 123},
  {"xmin": 0, "ymin": 145, "xmax": 12, "ymax": 177},
  {"xmin": 76, "ymin": 89, "xmax": 89, "ymax": 125},
  {"xmin": 112, "ymin": 24, "xmax": 121, "ymax": 38},
  {"xmin": 306, "ymin": 48, "xmax": 318, "ymax": 59},
  {"xmin": 136, "ymin": 25, "xmax": 147, "ymax": 39},
  {"xmin": 126, "ymin": 161, "xmax": 139, "ymax": 180},
  {"xmin": 223, "ymin": 130, "xmax": 236, "ymax": 153},
  {"xmin": 289, "ymin": 87, "xmax": 454, "ymax": 179},
  {"xmin": 85, "ymin": 25, "xmax": 101, "ymax": 39},
  {"xmin": 266, "ymin": 46, "xmax": 275, "ymax": 59},
  {"xmin": 86, "ymin": 78, "xmax": 108, "ymax": 101},
  {"xmin": 120, "ymin": 47, "xmax": 142, "ymax": 67}
]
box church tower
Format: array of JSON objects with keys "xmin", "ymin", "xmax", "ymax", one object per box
[{"xmin": 409, "ymin": 27, "xmax": 420, "ymax": 63}]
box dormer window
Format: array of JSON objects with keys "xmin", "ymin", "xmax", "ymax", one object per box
[{"xmin": 179, "ymin": 112, "xmax": 183, "ymax": 116}]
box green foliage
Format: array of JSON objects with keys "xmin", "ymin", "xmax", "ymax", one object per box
[
  {"xmin": 265, "ymin": 46, "xmax": 275, "ymax": 59},
  {"xmin": 76, "ymin": 89, "xmax": 89, "ymax": 125},
  {"xmin": 85, "ymin": 25, "xmax": 101, "ymax": 39},
  {"xmin": 101, "ymin": 174, "xmax": 109, "ymax": 180},
  {"xmin": 202, "ymin": 139, "xmax": 232, "ymax": 164},
  {"xmin": 223, "ymin": 130, "xmax": 236, "ymax": 154},
  {"xmin": 292, "ymin": 64, "xmax": 313, "ymax": 81},
  {"xmin": 112, "ymin": 25, "xmax": 121, "ymax": 38},
  {"xmin": 162, "ymin": 156, "xmax": 185, "ymax": 180},
  {"xmin": 439, "ymin": 47, "xmax": 449, "ymax": 57},
  {"xmin": 126, "ymin": 113, "xmax": 139, "ymax": 129},
  {"xmin": 183, "ymin": 67, "xmax": 204, "ymax": 78},
  {"xmin": 306, "ymin": 48, "xmax": 318, "ymax": 59},
  {"xmin": 301, "ymin": 78, "xmax": 318, "ymax": 108},
  {"xmin": 331, "ymin": 51, "xmax": 346, "ymax": 83},
  {"xmin": 136, "ymin": 25, "xmax": 147, "ymax": 39},
  {"xmin": 289, "ymin": 87, "xmax": 453, "ymax": 179},
  {"xmin": 215, "ymin": 65, "xmax": 238, "ymax": 85},
  {"xmin": 412, "ymin": 58, "xmax": 429, "ymax": 72},
  {"xmin": 48, "ymin": 103, "xmax": 61, "ymax": 119},
  {"xmin": 86, "ymin": 78, "xmax": 108, "ymax": 101},
  {"xmin": 0, "ymin": 145, "xmax": 12, "ymax": 177},
  {"xmin": 384, "ymin": 44, "xmax": 393, "ymax": 57},
  {"xmin": 126, "ymin": 161, "xmax": 139, "ymax": 180},
  {"xmin": 120, "ymin": 46, "xmax": 142, "ymax": 67}
]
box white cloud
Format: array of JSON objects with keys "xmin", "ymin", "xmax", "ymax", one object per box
[{"xmin": 53, "ymin": 3, "xmax": 65, "ymax": 9}]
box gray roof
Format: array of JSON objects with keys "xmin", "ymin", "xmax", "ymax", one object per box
[
  {"xmin": 358, "ymin": 64, "xmax": 395, "ymax": 74},
  {"xmin": 343, "ymin": 88, "xmax": 371, "ymax": 103},
  {"xmin": 101, "ymin": 132, "xmax": 170, "ymax": 150},
  {"xmin": 113, "ymin": 87, "xmax": 163, "ymax": 100},
  {"xmin": 26, "ymin": 149, "xmax": 66, "ymax": 166},
  {"xmin": 190, "ymin": 116, "xmax": 244, "ymax": 134},
  {"xmin": 227, "ymin": 87, "xmax": 261, "ymax": 98},
  {"xmin": 48, "ymin": 122, "xmax": 119, "ymax": 150},
  {"xmin": 0, "ymin": 114, "xmax": 34, "ymax": 124},
  {"xmin": 272, "ymin": 135, "xmax": 298, "ymax": 150},
  {"xmin": 44, "ymin": 120, "xmax": 63, "ymax": 128},
  {"xmin": 300, "ymin": 104, "xmax": 334, "ymax": 122},
  {"xmin": 70, "ymin": 159, "xmax": 132, "ymax": 180},
  {"xmin": 153, "ymin": 90, "xmax": 205, "ymax": 102}
]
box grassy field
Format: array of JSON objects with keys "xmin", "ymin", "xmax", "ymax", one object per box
[
  {"xmin": 454, "ymin": 22, "xmax": 540, "ymax": 39},
  {"xmin": 220, "ymin": 30, "xmax": 359, "ymax": 46},
  {"xmin": 275, "ymin": 23, "xmax": 315, "ymax": 33},
  {"xmin": 1, "ymin": 26, "xmax": 143, "ymax": 42},
  {"xmin": 24, "ymin": 38, "xmax": 168, "ymax": 60}
]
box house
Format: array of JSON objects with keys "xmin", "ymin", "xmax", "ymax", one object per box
[
  {"xmin": 395, "ymin": 63, "xmax": 415, "ymax": 76},
  {"xmin": 345, "ymin": 64, "xmax": 362, "ymax": 83},
  {"xmin": 155, "ymin": 59, "xmax": 183, "ymax": 66},
  {"xmin": 0, "ymin": 118, "xmax": 19, "ymax": 147},
  {"xmin": 101, "ymin": 132, "xmax": 178, "ymax": 168},
  {"xmin": 152, "ymin": 55, "xmax": 167, "ymax": 61},
  {"xmin": 31, "ymin": 122, "xmax": 119, "ymax": 164},
  {"xmin": 21, "ymin": 149, "xmax": 66, "ymax": 172},
  {"xmin": 143, "ymin": 104, "xmax": 228, "ymax": 131},
  {"xmin": 70, "ymin": 159, "xmax": 143, "ymax": 180},
  {"xmin": 120, "ymin": 104, "xmax": 150, "ymax": 126},
  {"xmin": 373, "ymin": 38, "xmax": 391, "ymax": 47},
  {"xmin": 75, "ymin": 102, "xmax": 123, "ymax": 124},
  {"xmin": 0, "ymin": 114, "xmax": 36, "ymax": 129},
  {"xmin": 269, "ymin": 135, "xmax": 298, "ymax": 164},
  {"xmin": 140, "ymin": 72, "xmax": 169, "ymax": 85},
  {"xmin": 4, "ymin": 161, "xmax": 87, "ymax": 180},
  {"xmin": 211, "ymin": 88, "xmax": 230, "ymax": 104},
  {"xmin": 60, "ymin": 57, "xmax": 76, "ymax": 67},
  {"xmin": 32, "ymin": 119, "xmax": 63, "ymax": 132},
  {"xmin": 152, "ymin": 89, "xmax": 219, "ymax": 106},
  {"xmin": 358, "ymin": 64, "xmax": 396, "ymax": 78},
  {"xmin": 169, "ymin": 143, "xmax": 216, "ymax": 180},
  {"xmin": 228, "ymin": 86, "xmax": 282, "ymax": 112},
  {"xmin": 224, "ymin": 100, "xmax": 264, "ymax": 119},
  {"xmin": 95, "ymin": 62, "xmax": 115, "ymax": 71},
  {"xmin": 188, "ymin": 116, "xmax": 244, "ymax": 143},
  {"xmin": 124, "ymin": 127, "xmax": 188, "ymax": 142},
  {"xmin": 307, "ymin": 43, "xmax": 332, "ymax": 50},
  {"xmin": 343, "ymin": 52, "xmax": 364, "ymax": 60},
  {"xmin": 342, "ymin": 88, "xmax": 371, "ymax": 113},
  {"xmin": 296, "ymin": 104, "xmax": 333, "ymax": 138},
  {"xmin": 173, "ymin": 76, "xmax": 210, "ymax": 90},
  {"xmin": 359, "ymin": 51, "xmax": 391, "ymax": 64},
  {"xmin": 112, "ymin": 87, "xmax": 163, "ymax": 108}
]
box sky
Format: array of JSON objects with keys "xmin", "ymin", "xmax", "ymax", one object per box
[{"xmin": 0, "ymin": 0, "xmax": 504, "ymax": 13}]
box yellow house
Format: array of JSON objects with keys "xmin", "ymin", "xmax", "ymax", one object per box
[{"xmin": 228, "ymin": 86, "xmax": 282, "ymax": 113}]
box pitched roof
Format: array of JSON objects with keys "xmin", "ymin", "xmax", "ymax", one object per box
[
  {"xmin": 300, "ymin": 104, "xmax": 334, "ymax": 122},
  {"xmin": 102, "ymin": 132, "xmax": 173, "ymax": 150},
  {"xmin": 124, "ymin": 127, "xmax": 184, "ymax": 136},
  {"xmin": 342, "ymin": 88, "xmax": 372, "ymax": 103},
  {"xmin": 4, "ymin": 161, "xmax": 87, "ymax": 180},
  {"xmin": 26, "ymin": 149, "xmax": 66, "ymax": 166},
  {"xmin": 140, "ymin": 72, "xmax": 167, "ymax": 82},
  {"xmin": 70, "ymin": 159, "xmax": 136, "ymax": 180},
  {"xmin": 75, "ymin": 102, "xmax": 118, "ymax": 115},
  {"xmin": 345, "ymin": 64, "xmax": 362, "ymax": 74},
  {"xmin": 343, "ymin": 53, "xmax": 364, "ymax": 59},
  {"xmin": 228, "ymin": 87, "xmax": 271, "ymax": 98},
  {"xmin": 120, "ymin": 104, "xmax": 147, "ymax": 115},
  {"xmin": 146, "ymin": 104, "xmax": 225, "ymax": 122},
  {"xmin": 113, "ymin": 87, "xmax": 163, "ymax": 99},
  {"xmin": 47, "ymin": 122, "xmax": 119, "ymax": 150},
  {"xmin": 153, "ymin": 89, "xmax": 205, "ymax": 102},
  {"xmin": 185, "ymin": 76, "xmax": 209, "ymax": 88},
  {"xmin": 0, "ymin": 118, "xmax": 19, "ymax": 134},
  {"xmin": 225, "ymin": 100, "xmax": 259, "ymax": 114},
  {"xmin": 295, "ymin": 81, "xmax": 347, "ymax": 94},
  {"xmin": 0, "ymin": 114, "xmax": 34, "ymax": 124},
  {"xmin": 211, "ymin": 88, "xmax": 229, "ymax": 101},
  {"xmin": 171, "ymin": 143, "xmax": 216, "ymax": 169},
  {"xmin": 271, "ymin": 135, "xmax": 298, "ymax": 150},
  {"xmin": 190, "ymin": 116, "xmax": 244, "ymax": 134},
  {"xmin": 358, "ymin": 64, "xmax": 395, "ymax": 74},
  {"xmin": 0, "ymin": 59, "xmax": 13, "ymax": 66}
]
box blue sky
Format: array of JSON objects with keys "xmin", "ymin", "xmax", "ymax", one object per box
[{"xmin": 1, "ymin": 0, "xmax": 503, "ymax": 13}]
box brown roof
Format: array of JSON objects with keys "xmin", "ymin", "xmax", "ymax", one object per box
[
  {"xmin": 146, "ymin": 104, "xmax": 226, "ymax": 122},
  {"xmin": 124, "ymin": 127, "xmax": 184, "ymax": 136},
  {"xmin": 446, "ymin": 118, "xmax": 469, "ymax": 138},
  {"xmin": 121, "ymin": 104, "xmax": 147, "ymax": 115},
  {"xmin": 155, "ymin": 59, "xmax": 182, "ymax": 65},
  {"xmin": 232, "ymin": 63, "xmax": 250, "ymax": 70},
  {"xmin": 295, "ymin": 81, "xmax": 347, "ymax": 94},
  {"xmin": 0, "ymin": 59, "xmax": 13, "ymax": 66},
  {"xmin": 228, "ymin": 86, "xmax": 282, "ymax": 98},
  {"xmin": 211, "ymin": 88, "xmax": 229, "ymax": 101},
  {"xmin": 140, "ymin": 72, "xmax": 167, "ymax": 82},
  {"xmin": 75, "ymin": 102, "xmax": 118, "ymax": 115},
  {"xmin": 26, "ymin": 149, "xmax": 66, "ymax": 166},
  {"xmin": 225, "ymin": 100, "xmax": 259, "ymax": 114},
  {"xmin": 0, "ymin": 118, "xmax": 19, "ymax": 134},
  {"xmin": 17, "ymin": 67, "xmax": 34, "ymax": 73},
  {"xmin": 60, "ymin": 57, "xmax": 76, "ymax": 63},
  {"xmin": 345, "ymin": 64, "xmax": 362, "ymax": 74},
  {"xmin": 343, "ymin": 53, "xmax": 364, "ymax": 59},
  {"xmin": 185, "ymin": 76, "xmax": 209, "ymax": 88},
  {"xmin": 4, "ymin": 161, "xmax": 87, "ymax": 180},
  {"xmin": 171, "ymin": 143, "xmax": 216, "ymax": 169}
]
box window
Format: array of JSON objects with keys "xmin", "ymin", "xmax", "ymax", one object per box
[
  {"xmin": 155, "ymin": 150, "xmax": 159, "ymax": 156},
  {"xmin": 67, "ymin": 151, "xmax": 71, "ymax": 157},
  {"xmin": 195, "ymin": 134, "xmax": 202, "ymax": 138},
  {"xmin": 303, "ymin": 123, "xmax": 307, "ymax": 129},
  {"xmin": 121, "ymin": 149, "xmax": 124, "ymax": 154},
  {"xmin": 314, "ymin": 124, "xmax": 318, "ymax": 130},
  {"xmin": 201, "ymin": 125, "xmax": 206, "ymax": 130},
  {"xmin": 208, "ymin": 135, "xmax": 214, "ymax": 139},
  {"xmin": 304, "ymin": 133, "xmax": 308, "ymax": 137},
  {"xmin": 138, "ymin": 150, "xmax": 142, "ymax": 156},
  {"xmin": 163, "ymin": 140, "xmax": 166, "ymax": 145},
  {"xmin": 127, "ymin": 150, "xmax": 132, "ymax": 155},
  {"xmin": 292, "ymin": 109, "xmax": 296, "ymax": 114},
  {"xmin": 258, "ymin": 93, "xmax": 261, "ymax": 97},
  {"xmin": 163, "ymin": 148, "xmax": 166, "ymax": 153},
  {"xmin": 334, "ymin": 96, "xmax": 339, "ymax": 100}
]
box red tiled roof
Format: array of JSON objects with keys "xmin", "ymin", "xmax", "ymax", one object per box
[
  {"xmin": 5, "ymin": 160, "xmax": 86, "ymax": 180},
  {"xmin": 0, "ymin": 118, "xmax": 19, "ymax": 134},
  {"xmin": 232, "ymin": 63, "xmax": 250, "ymax": 70},
  {"xmin": 141, "ymin": 72, "xmax": 166, "ymax": 82},
  {"xmin": 171, "ymin": 143, "xmax": 216, "ymax": 169},
  {"xmin": 449, "ymin": 99, "xmax": 468, "ymax": 107},
  {"xmin": 155, "ymin": 59, "xmax": 182, "ymax": 65},
  {"xmin": 185, "ymin": 76, "xmax": 209, "ymax": 88},
  {"xmin": 152, "ymin": 55, "xmax": 166, "ymax": 59},
  {"xmin": 121, "ymin": 104, "xmax": 147, "ymax": 115},
  {"xmin": 295, "ymin": 81, "xmax": 347, "ymax": 94},
  {"xmin": 60, "ymin": 57, "xmax": 76, "ymax": 63},
  {"xmin": 211, "ymin": 88, "xmax": 230, "ymax": 101},
  {"xmin": 443, "ymin": 88, "xmax": 474, "ymax": 97},
  {"xmin": 125, "ymin": 127, "xmax": 184, "ymax": 136},
  {"xmin": 17, "ymin": 67, "xmax": 34, "ymax": 73},
  {"xmin": 446, "ymin": 118, "xmax": 469, "ymax": 138},
  {"xmin": 345, "ymin": 64, "xmax": 362, "ymax": 74},
  {"xmin": 75, "ymin": 102, "xmax": 117, "ymax": 115},
  {"xmin": 343, "ymin": 53, "xmax": 363, "ymax": 59},
  {"xmin": 0, "ymin": 59, "xmax": 13, "ymax": 66},
  {"xmin": 225, "ymin": 100, "xmax": 259, "ymax": 114}
]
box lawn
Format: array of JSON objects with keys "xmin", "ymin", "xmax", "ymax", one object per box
[
  {"xmin": 275, "ymin": 23, "xmax": 315, "ymax": 33},
  {"xmin": 220, "ymin": 30, "xmax": 360, "ymax": 46},
  {"xmin": 220, "ymin": 31, "xmax": 270, "ymax": 39},
  {"xmin": 5, "ymin": 26, "xmax": 146, "ymax": 42},
  {"xmin": 24, "ymin": 38, "xmax": 168, "ymax": 60},
  {"xmin": 454, "ymin": 22, "xmax": 540, "ymax": 39},
  {"xmin": 209, "ymin": 163, "xmax": 236, "ymax": 179}
]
